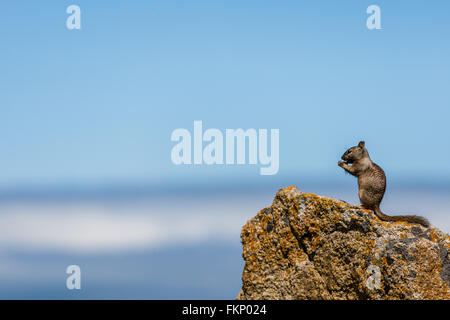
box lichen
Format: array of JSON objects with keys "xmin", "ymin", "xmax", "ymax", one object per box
[{"xmin": 238, "ymin": 186, "xmax": 450, "ymax": 300}]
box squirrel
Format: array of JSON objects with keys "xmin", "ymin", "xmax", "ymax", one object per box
[{"xmin": 338, "ymin": 141, "xmax": 430, "ymax": 227}]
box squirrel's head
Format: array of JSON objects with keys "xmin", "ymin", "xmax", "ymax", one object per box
[{"xmin": 341, "ymin": 141, "xmax": 367, "ymax": 164}]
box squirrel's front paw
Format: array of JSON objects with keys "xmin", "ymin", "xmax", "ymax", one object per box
[{"xmin": 338, "ymin": 161, "xmax": 345, "ymax": 167}]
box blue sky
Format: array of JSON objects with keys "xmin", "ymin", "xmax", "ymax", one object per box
[{"xmin": 1, "ymin": 1, "xmax": 449, "ymax": 188}]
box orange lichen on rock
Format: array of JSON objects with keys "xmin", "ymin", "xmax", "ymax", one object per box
[{"xmin": 237, "ymin": 186, "xmax": 450, "ymax": 300}]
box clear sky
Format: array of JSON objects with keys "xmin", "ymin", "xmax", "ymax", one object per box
[{"xmin": 1, "ymin": 0, "xmax": 449, "ymax": 188}]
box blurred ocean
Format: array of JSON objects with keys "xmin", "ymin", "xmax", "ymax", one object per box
[{"xmin": 0, "ymin": 180, "xmax": 448, "ymax": 299}]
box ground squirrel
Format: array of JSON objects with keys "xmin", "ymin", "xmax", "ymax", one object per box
[{"xmin": 338, "ymin": 141, "xmax": 430, "ymax": 227}]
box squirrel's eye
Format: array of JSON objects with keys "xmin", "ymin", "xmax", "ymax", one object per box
[{"xmin": 348, "ymin": 150, "xmax": 352, "ymax": 153}]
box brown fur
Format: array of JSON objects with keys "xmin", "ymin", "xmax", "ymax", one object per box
[{"xmin": 338, "ymin": 141, "xmax": 429, "ymax": 227}]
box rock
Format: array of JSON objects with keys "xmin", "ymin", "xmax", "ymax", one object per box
[{"xmin": 237, "ymin": 186, "xmax": 450, "ymax": 300}]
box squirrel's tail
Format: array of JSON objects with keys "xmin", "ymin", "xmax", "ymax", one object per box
[{"xmin": 373, "ymin": 206, "xmax": 430, "ymax": 227}]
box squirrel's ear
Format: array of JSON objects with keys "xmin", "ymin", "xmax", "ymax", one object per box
[{"xmin": 358, "ymin": 141, "xmax": 365, "ymax": 148}]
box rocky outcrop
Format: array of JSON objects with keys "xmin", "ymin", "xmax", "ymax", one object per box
[{"xmin": 237, "ymin": 186, "xmax": 450, "ymax": 300}]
